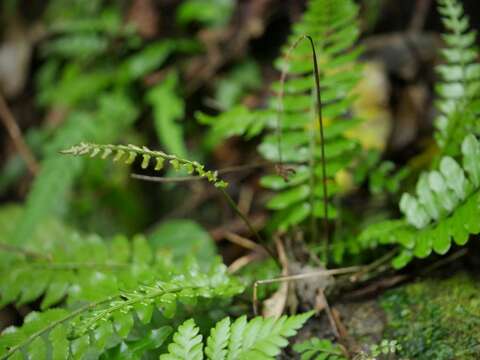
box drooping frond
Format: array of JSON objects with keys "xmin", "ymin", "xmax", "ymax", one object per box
[
  {"xmin": 258, "ymin": 0, "xmax": 364, "ymax": 231},
  {"xmin": 159, "ymin": 312, "xmax": 314, "ymax": 360},
  {"xmin": 434, "ymin": 0, "xmax": 480, "ymax": 155},
  {"xmin": 360, "ymin": 135, "xmax": 480, "ymax": 268},
  {"xmin": 0, "ymin": 264, "xmax": 242, "ymax": 359},
  {"xmin": 61, "ymin": 142, "xmax": 228, "ymax": 188}
]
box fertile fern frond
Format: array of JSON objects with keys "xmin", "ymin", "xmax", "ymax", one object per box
[
  {"xmin": 159, "ymin": 312, "xmax": 314, "ymax": 360},
  {"xmin": 61, "ymin": 142, "xmax": 228, "ymax": 188},
  {"xmin": 258, "ymin": 0, "xmax": 363, "ymax": 231},
  {"xmin": 360, "ymin": 135, "xmax": 480, "ymax": 268},
  {"xmin": 293, "ymin": 338, "xmax": 346, "ymax": 360},
  {"xmin": 0, "ymin": 264, "xmax": 242, "ymax": 359},
  {"xmin": 434, "ymin": 0, "xmax": 480, "ymax": 155}
]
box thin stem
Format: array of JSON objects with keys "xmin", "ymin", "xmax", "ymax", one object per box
[
  {"xmin": 131, "ymin": 161, "xmax": 271, "ymax": 183},
  {"xmin": 17, "ymin": 262, "xmax": 130, "ymax": 271},
  {"xmin": 274, "ymin": 35, "xmax": 330, "ymax": 264},
  {"xmin": 253, "ymin": 266, "xmax": 361, "ymax": 315},
  {"xmin": 218, "ymin": 188, "xmax": 279, "ymax": 267},
  {"xmin": 306, "ymin": 35, "xmax": 330, "ymax": 264},
  {"xmin": 0, "ymin": 93, "xmax": 39, "ymax": 175}
]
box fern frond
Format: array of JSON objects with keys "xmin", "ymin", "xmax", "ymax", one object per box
[
  {"xmin": 0, "ymin": 264, "xmax": 242, "ymax": 359},
  {"xmin": 61, "ymin": 142, "xmax": 228, "ymax": 188},
  {"xmin": 159, "ymin": 312, "xmax": 314, "ymax": 360},
  {"xmin": 258, "ymin": 0, "xmax": 363, "ymax": 231},
  {"xmin": 293, "ymin": 338, "xmax": 346, "ymax": 360},
  {"xmin": 360, "ymin": 135, "xmax": 480, "ymax": 268},
  {"xmin": 434, "ymin": 0, "xmax": 480, "ymax": 154},
  {"xmin": 0, "ymin": 232, "xmax": 159, "ymax": 309}
]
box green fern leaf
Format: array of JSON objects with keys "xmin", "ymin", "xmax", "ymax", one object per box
[
  {"xmin": 434, "ymin": 0, "xmax": 480, "ymax": 155},
  {"xmin": 360, "ymin": 135, "xmax": 480, "ymax": 268},
  {"xmin": 258, "ymin": 0, "xmax": 363, "ymax": 231},
  {"xmin": 0, "ymin": 263, "xmax": 242, "ymax": 359},
  {"xmin": 160, "ymin": 312, "xmax": 313, "ymax": 360}
]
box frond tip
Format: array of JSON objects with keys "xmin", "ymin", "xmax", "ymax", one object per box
[{"xmin": 61, "ymin": 142, "xmax": 228, "ymax": 188}]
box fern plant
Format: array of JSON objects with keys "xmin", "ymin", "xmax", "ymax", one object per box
[
  {"xmin": 257, "ymin": 0, "xmax": 364, "ymax": 234},
  {"xmin": 360, "ymin": 134, "xmax": 480, "ymax": 268},
  {"xmin": 159, "ymin": 312, "xmax": 313, "ymax": 360},
  {"xmin": 0, "ymin": 262, "xmax": 242, "ymax": 359},
  {"xmin": 434, "ymin": 0, "xmax": 480, "ymax": 156}
]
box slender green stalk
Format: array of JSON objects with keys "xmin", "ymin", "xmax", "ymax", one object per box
[
  {"xmin": 275, "ymin": 34, "xmax": 330, "ymax": 264},
  {"xmin": 306, "ymin": 35, "xmax": 330, "ymax": 265}
]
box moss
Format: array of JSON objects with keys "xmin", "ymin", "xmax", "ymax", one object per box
[{"xmin": 380, "ymin": 273, "xmax": 480, "ymax": 359}]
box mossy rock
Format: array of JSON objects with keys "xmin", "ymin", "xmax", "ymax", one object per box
[{"xmin": 381, "ymin": 273, "xmax": 480, "ymax": 359}]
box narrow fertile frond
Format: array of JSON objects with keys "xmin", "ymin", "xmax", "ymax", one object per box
[
  {"xmin": 61, "ymin": 142, "xmax": 228, "ymax": 188},
  {"xmin": 360, "ymin": 135, "xmax": 480, "ymax": 268},
  {"xmin": 434, "ymin": 0, "xmax": 480, "ymax": 155}
]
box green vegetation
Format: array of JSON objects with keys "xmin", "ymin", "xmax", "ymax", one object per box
[{"xmin": 1, "ymin": 0, "xmax": 479, "ymax": 358}]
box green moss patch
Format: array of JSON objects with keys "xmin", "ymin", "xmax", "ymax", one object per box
[{"xmin": 381, "ymin": 273, "xmax": 480, "ymax": 359}]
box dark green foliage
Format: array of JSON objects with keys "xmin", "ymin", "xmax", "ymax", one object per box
[
  {"xmin": 381, "ymin": 273, "xmax": 480, "ymax": 359},
  {"xmin": 434, "ymin": 0, "xmax": 480, "ymax": 155}
]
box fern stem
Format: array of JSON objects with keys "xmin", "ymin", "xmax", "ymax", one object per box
[
  {"xmin": 306, "ymin": 35, "xmax": 330, "ymax": 265},
  {"xmin": 0, "ymin": 297, "xmax": 114, "ymax": 360},
  {"xmin": 131, "ymin": 161, "xmax": 271, "ymax": 183},
  {"xmin": 274, "ymin": 34, "xmax": 330, "ymax": 264},
  {"xmin": 218, "ymin": 188, "xmax": 279, "ymax": 267},
  {"xmin": 71, "ymin": 286, "xmax": 194, "ymax": 337},
  {"xmin": 16, "ymin": 262, "xmax": 130, "ymax": 270}
]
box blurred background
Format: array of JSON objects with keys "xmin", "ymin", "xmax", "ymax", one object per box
[{"xmin": 1, "ymin": 0, "xmax": 480, "ymax": 256}]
